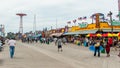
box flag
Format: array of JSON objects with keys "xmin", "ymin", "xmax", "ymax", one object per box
[
  {"xmin": 90, "ymin": 16, "xmax": 96, "ymax": 20},
  {"xmin": 78, "ymin": 17, "xmax": 82, "ymax": 20},
  {"xmin": 83, "ymin": 16, "xmax": 87, "ymax": 20},
  {"xmin": 73, "ymin": 19, "xmax": 77, "ymax": 23},
  {"xmin": 105, "ymin": 19, "xmax": 108, "ymax": 21},
  {"xmin": 107, "ymin": 11, "xmax": 112, "ymax": 17},
  {"xmin": 90, "ymin": 16, "xmax": 93, "ymax": 19},
  {"xmin": 2, "ymin": 27, "xmax": 4, "ymax": 32},
  {"xmin": 116, "ymin": 14, "xmax": 119, "ymax": 17},
  {"xmin": 67, "ymin": 21, "xmax": 71, "ymax": 24},
  {"xmin": 100, "ymin": 16, "xmax": 105, "ymax": 20},
  {"xmin": 0, "ymin": 28, "xmax": 2, "ymax": 32},
  {"xmin": 119, "ymin": 0, "xmax": 120, "ymax": 11},
  {"xmin": 107, "ymin": 14, "xmax": 110, "ymax": 17}
]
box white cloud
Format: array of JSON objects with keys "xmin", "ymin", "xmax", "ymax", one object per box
[{"xmin": 0, "ymin": 0, "xmax": 119, "ymax": 33}]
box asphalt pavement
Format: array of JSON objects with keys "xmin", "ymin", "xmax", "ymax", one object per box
[{"xmin": 0, "ymin": 41, "xmax": 120, "ymax": 68}]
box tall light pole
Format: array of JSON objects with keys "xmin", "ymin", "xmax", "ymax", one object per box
[
  {"xmin": 16, "ymin": 13, "xmax": 27, "ymax": 34},
  {"xmin": 118, "ymin": 0, "xmax": 120, "ymax": 20},
  {"xmin": 108, "ymin": 11, "xmax": 113, "ymax": 33},
  {"xmin": 56, "ymin": 18, "xmax": 58, "ymax": 33},
  {"xmin": 33, "ymin": 14, "xmax": 36, "ymax": 35},
  {"xmin": 0, "ymin": 24, "xmax": 5, "ymax": 37}
]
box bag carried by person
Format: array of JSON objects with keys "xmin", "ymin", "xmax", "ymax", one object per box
[{"xmin": 101, "ymin": 48, "xmax": 105, "ymax": 54}]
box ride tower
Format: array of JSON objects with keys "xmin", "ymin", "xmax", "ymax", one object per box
[{"xmin": 16, "ymin": 13, "xmax": 27, "ymax": 34}]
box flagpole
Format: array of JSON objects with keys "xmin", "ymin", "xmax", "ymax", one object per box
[
  {"xmin": 56, "ymin": 18, "xmax": 58, "ymax": 32},
  {"xmin": 118, "ymin": 0, "xmax": 120, "ymax": 21},
  {"xmin": 92, "ymin": 17, "xmax": 94, "ymax": 23},
  {"xmin": 119, "ymin": 11, "xmax": 120, "ymax": 21},
  {"xmin": 74, "ymin": 22, "xmax": 76, "ymax": 26},
  {"xmin": 33, "ymin": 14, "xmax": 36, "ymax": 35}
]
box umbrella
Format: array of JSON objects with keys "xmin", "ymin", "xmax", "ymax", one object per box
[
  {"xmin": 102, "ymin": 33, "xmax": 113, "ymax": 37},
  {"xmin": 86, "ymin": 34, "xmax": 96, "ymax": 37},
  {"xmin": 108, "ymin": 33, "xmax": 113, "ymax": 37},
  {"xmin": 102, "ymin": 33, "xmax": 107, "ymax": 37},
  {"xmin": 112, "ymin": 33, "xmax": 118, "ymax": 37},
  {"xmin": 96, "ymin": 33, "xmax": 102, "ymax": 37},
  {"xmin": 89, "ymin": 45, "xmax": 104, "ymax": 52},
  {"xmin": 86, "ymin": 34, "xmax": 90, "ymax": 37},
  {"xmin": 117, "ymin": 32, "xmax": 120, "ymax": 36}
]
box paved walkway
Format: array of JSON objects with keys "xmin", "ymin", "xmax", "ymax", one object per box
[{"xmin": 0, "ymin": 41, "xmax": 120, "ymax": 68}]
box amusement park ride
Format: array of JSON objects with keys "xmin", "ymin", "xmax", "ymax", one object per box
[{"xmin": 16, "ymin": 13, "xmax": 27, "ymax": 39}]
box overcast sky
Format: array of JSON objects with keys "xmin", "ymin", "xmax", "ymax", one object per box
[{"xmin": 0, "ymin": 0, "xmax": 119, "ymax": 33}]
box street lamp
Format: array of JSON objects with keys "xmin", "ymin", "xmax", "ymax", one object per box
[{"xmin": 107, "ymin": 11, "xmax": 113, "ymax": 33}]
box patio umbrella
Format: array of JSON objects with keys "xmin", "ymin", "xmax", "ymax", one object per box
[
  {"xmin": 102, "ymin": 33, "xmax": 113, "ymax": 37},
  {"xmin": 107, "ymin": 33, "xmax": 113, "ymax": 37},
  {"xmin": 86, "ymin": 34, "xmax": 96, "ymax": 37},
  {"xmin": 89, "ymin": 45, "xmax": 104, "ymax": 52},
  {"xmin": 112, "ymin": 33, "xmax": 118, "ymax": 37},
  {"xmin": 117, "ymin": 32, "xmax": 120, "ymax": 36},
  {"xmin": 86, "ymin": 34, "xmax": 90, "ymax": 37},
  {"xmin": 102, "ymin": 33, "xmax": 107, "ymax": 37},
  {"xmin": 96, "ymin": 33, "xmax": 102, "ymax": 37}
]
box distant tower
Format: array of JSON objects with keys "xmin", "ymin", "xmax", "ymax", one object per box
[
  {"xmin": 16, "ymin": 13, "xmax": 27, "ymax": 34},
  {"xmin": 33, "ymin": 14, "xmax": 36, "ymax": 34}
]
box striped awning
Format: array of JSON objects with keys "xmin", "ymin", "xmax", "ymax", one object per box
[
  {"xmin": 63, "ymin": 29, "xmax": 98, "ymax": 35},
  {"xmin": 102, "ymin": 28, "xmax": 120, "ymax": 32}
]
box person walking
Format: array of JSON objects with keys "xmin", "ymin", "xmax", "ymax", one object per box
[
  {"xmin": 106, "ymin": 42, "xmax": 110, "ymax": 57},
  {"xmin": 57, "ymin": 38, "xmax": 63, "ymax": 52},
  {"xmin": 117, "ymin": 40, "xmax": 120, "ymax": 57},
  {"xmin": 108, "ymin": 37, "xmax": 113, "ymax": 47},
  {"xmin": 54, "ymin": 37, "xmax": 57, "ymax": 45},
  {"xmin": 0, "ymin": 40, "xmax": 3, "ymax": 52},
  {"xmin": 8, "ymin": 38, "xmax": 16, "ymax": 58},
  {"xmin": 94, "ymin": 40, "xmax": 100, "ymax": 57},
  {"xmin": 62, "ymin": 37, "xmax": 67, "ymax": 45}
]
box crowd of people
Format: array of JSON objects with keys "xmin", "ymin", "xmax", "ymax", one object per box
[
  {"xmin": 0, "ymin": 36, "xmax": 5, "ymax": 52},
  {"xmin": 20, "ymin": 35, "xmax": 120, "ymax": 57},
  {"xmin": 0, "ymin": 34, "xmax": 120, "ymax": 58},
  {"xmin": 69, "ymin": 36, "xmax": 120, "ymax": 57}
]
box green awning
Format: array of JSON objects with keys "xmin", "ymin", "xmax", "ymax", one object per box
[
  {"xmin": 77, "ymin": 30, "xmax": 98, "ymax": 34},
  {"xmin": 63, "ymin": 29, "xmax": 98, "ymax": 35},
  {"xmin": 102, "ymin": 29, "xmax": 120, "ymax": 32},
  {"xmin": 63, "ymin": 31, "xmax": 79, "ymax": 35},
  {"xmin": 112, "ymin": 20, "xmax": 120, "ymax": 26}
]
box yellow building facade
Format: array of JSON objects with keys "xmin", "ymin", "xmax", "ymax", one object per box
[{"xmin": 70, "ymin": 22, "xmax": 120, "ymax": 33}]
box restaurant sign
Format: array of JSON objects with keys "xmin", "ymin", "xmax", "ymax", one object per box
[
  {"xmin": 112, "ymin": 20, "xmax": 120, "ymax": 26},
  {"xmin": 78, "ymin": 22, "xmax": 88, "ymax": 28}
]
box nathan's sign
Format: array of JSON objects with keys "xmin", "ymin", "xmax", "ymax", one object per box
[
  {"xmin": 78, "ymin": 22, "xmax": 88, "ymax": 28},
  {"xmin": 112, "ymin": 21, "xmax": 120, "ymax": 26}
]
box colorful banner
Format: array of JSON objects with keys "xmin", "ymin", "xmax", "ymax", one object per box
[
  {"xmin": 118, "ymin": 0, "xmax": 120, "ymax": 11},
  {"xmin": 78, "ymin": 22, "xmax": 88, "ymax": 28}
]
